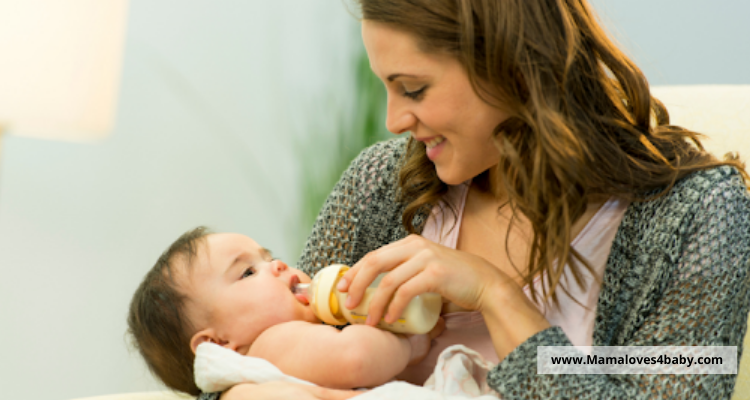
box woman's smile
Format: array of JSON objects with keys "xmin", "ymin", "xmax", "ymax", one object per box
[{"xmin": 423, "ymin": 136, "xmax": 446, "ymax": 160}]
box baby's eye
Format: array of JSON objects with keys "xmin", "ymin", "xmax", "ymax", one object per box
[{"xmin": 241, "ymin": 267, "xmax": 255, "ymax": 279}]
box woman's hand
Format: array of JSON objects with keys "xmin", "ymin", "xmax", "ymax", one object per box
[
  {"xmin": 219, "ymin": 382, "xmax": 362, "ymax": 400},
  {"xmin": 337, "ymin": 234, "xmax": 517, "ymax": 326},
  {"xmin": 337, "ymin": 235, "xmax": 549, "ymax": 362}
]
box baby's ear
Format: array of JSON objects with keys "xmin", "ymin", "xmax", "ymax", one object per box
[{"xmin": 190, "ymin": 329, "xmax": 219, "ymax": 354}]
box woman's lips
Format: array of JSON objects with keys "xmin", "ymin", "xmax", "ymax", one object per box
[
  {"xmin": 414, "ymin": 135, "xmax": 446, "ymax": 161},
  {"xmin": 425, "ymin": 137, "xmax": 446, "ymax": 161},
  {"xmin": 424, "ymin": 136, "xmax": 445, "ymax": 148}
]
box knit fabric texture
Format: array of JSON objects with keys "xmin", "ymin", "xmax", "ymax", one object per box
[{"xmin": 198, "ymin": 137, "xmax": 750, "ymax": 399}]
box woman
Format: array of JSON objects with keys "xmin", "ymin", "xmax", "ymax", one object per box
[{"xmin": 204, "ymin": 0, "xmax": 750, "ymax": 398}]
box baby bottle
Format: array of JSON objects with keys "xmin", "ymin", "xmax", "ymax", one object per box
[{"xmin": 293, "ymin": 264, "xmax": 442, "ymax": 334}]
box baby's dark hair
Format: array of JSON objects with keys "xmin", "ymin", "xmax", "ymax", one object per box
[{"xmin": 127, "ymin": 226, "xmax": 211, "ymax": 395}]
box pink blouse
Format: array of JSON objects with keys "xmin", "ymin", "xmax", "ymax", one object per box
[{"xmin": 396, "ymin": 182, "xmax": 629, "ymax": 384}]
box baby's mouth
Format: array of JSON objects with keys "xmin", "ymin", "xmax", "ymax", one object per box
[{"xmin": 290, "ymin": 275, "xmax": 310, "ymax": 305}]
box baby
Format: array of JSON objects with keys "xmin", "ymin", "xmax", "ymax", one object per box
[{"xmin": 128, "ymin": 226, "xmax": 429, "ymax": 396}]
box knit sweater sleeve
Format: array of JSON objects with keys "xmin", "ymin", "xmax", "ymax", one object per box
[
  {"xmin": 487, "ymin": 167, "xmax": 750, "ymax": 399},
  {"xmin": 296, "ymin": 137, "xmax": 409, "ymax": 277}
]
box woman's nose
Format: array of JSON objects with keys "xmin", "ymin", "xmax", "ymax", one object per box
[{"xmin": 385, "ymin": 95, "xmax": 417, "ymax": 135}]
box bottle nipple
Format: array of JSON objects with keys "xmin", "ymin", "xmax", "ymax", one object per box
[{"xmin": 292, "ymin": 283, "xmax": 311, "ymax": 305}]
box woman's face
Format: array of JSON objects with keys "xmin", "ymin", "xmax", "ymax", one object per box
[{"xmin": 362, "ymin": 20, "xmax": 510, "ymax": 185}]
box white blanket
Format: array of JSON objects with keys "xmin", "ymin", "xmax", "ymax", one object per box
[{"xmin": 195, "ymin": 343, "xmax": 500, "ymax": 399}]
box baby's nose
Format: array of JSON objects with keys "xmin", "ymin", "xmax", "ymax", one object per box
[{"xmin": 271, "ymin": 259, "xmax": 288, "ymax": 274}]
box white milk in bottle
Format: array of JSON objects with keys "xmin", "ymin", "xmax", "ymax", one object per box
[{"xmin": 294, "ymin": 264, "xmax": 441, "ymax": 334}]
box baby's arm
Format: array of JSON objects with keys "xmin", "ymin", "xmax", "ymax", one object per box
[{"xmin": 247, "ymin": 321, "xmax": 411, "ymax": 389}]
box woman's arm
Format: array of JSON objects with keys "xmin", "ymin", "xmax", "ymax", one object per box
[
  {"xmin": 337, "ymin": 234, "xmax": 551, "ymax": 362},
  {"xmin": 248, "ymin": 321, "xmax": 411, "ymax": 389},
  {"xmin": 486, "ymin": 168, "xmax": 750, "ymax": 399},
  {"xmin": 337, "ymin": 167, "xmax": 750, "ymax": 399},
  {"xmin": 297, "ymin": 138, "xmax": 409, "ymax": 276}
]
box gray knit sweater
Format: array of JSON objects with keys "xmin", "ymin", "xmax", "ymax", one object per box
[{"xmin": 200, "ymin": 137, "xmax": 750, "ymax": 399}]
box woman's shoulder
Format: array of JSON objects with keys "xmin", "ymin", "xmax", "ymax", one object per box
[
  {"xmin": 350, "ymin": 136, "xmax": 408, "ymax": 171},
  {"xmin": 672, "ymin": 165, "xmax": 747, "ymax": 197},
  {"xmin": 325, "ymin": 136, "xmax": 409, "ymax": 212},
  {"xmin": 636, "ymin": 165, "xmax": 748, "ymax": 212},
  {"xmin": 297, "ymin": 138, "xmax": 409, "ymax": 274},
  {"xmin": 621, "ymin": 165, "xmax": 750, "ymax": 250},
  {"xmin": 338, "ymin": 137, "xmax": 408, "ymax": 194}
]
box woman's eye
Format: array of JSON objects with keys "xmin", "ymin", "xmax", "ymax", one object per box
[
  {"xmin": 241, "ymin": 267, "xmax": 255, "ymax": 279},
  {"xmin": 403, "ymin": 86, "xmax": 427, "ymax": 100}
]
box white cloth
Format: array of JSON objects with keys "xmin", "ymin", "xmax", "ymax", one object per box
[{"xmin": 195, "ymin": 342, "xmax": 500, "ymax": 399}]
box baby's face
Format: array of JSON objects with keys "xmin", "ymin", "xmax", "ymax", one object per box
[{"xmin": 181, "ymin": 233, "xmax": 317, "ymax": 355}]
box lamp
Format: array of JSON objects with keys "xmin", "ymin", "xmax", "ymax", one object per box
[{"xmin": 0, "ymin": 0, "xmax": 128, "ymax": 163}]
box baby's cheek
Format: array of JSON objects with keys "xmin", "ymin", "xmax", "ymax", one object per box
[{"xmin": 272, "ymin": 299, "xmax": 303, "ymax": 322}]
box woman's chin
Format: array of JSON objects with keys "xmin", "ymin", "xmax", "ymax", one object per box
[{"xmin": 435, "ymin": 168, "xmax": 466, "ymax": 186}]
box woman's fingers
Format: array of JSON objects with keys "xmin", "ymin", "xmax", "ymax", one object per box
[
  {"xmin": 340, "ymin": 234, "xmax": 505, "ymax": 325},
  {"xmin": 341, "ymin": 235, "xmax": 418, "ymax": 309},
  {"xmin": 362, "ymin": 250, "xmax": 428, "ymax": 324},
  {"xmin": 380, "ymin": 255, "xmax": 440, "ymax": 323}
]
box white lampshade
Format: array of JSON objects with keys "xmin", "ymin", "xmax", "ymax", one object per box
[{"xmin": 0, "ymin": 0, "xmax": 128, "ymax": 142}]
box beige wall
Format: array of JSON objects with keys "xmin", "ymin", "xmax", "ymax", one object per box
[{"xmin": 0, "ymin": 1, "xmax": 358, "ymax": 399}]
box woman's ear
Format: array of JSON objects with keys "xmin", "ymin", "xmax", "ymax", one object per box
[{"xmin": 190, "ymin": 328, "xmax": 221, "ymax": 354}]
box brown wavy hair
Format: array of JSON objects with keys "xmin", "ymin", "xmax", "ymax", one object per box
[
  {"xmin": 358, "ymin": 0, "xmax": 747, "ymax": 303},
  {"xmin": 127, "ymin": 227, "xmax": 210, "ymax": 396}
]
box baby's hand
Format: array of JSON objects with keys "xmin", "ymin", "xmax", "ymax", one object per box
[{"xmin": 406, "ymin": 317, "xmax": 445, "ymax": 365}]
